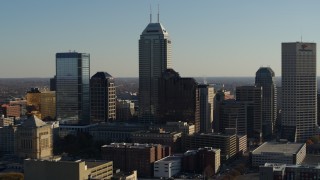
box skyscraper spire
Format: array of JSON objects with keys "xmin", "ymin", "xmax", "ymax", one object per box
[
  {"xmin": 157, "ymin": 4, "xmax": 160, "ymax": 23},
  {"xmin": 150, "ymin": 5, "xmax": 152, "ymax": 23}
]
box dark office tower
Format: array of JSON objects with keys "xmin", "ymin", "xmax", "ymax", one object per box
[
  {"xmin": 139, "ymin": 17, "xmax": 172, "ymax": 125},
  {"xmin": 50, "ymin": 76, "xmax": 56, "ymax": 91},
  {"xmin": 158, "ymin": 69, "xmax": 200, "ymax": 132},
  {"xmin": 255, "ymin": 67, "xmax": 277, "ymax": 139},
  {"xmin": 282, "ymin": 42, "xmax": 317, "ymax": 142},
  {"xmin": 90, "ymin": 72, "xmax": 116, "ymax": 123},
  {"xmin": 198, "ymin": 84, "xmax": 214, "ymax": 133},
  {"xmin": 236, "ymin": 86, "xmax": 262, "ymax": 141},
  {"xmin": 219, "ymin": 99, "xmax": 247, "ymax": 135},
  {"xmin": 213, "ymin": 90, "xmax": 225, "ymax": 133},
  {"xmin": 56, "ymin": 52, "xmax": 90, "ymax": 125}
]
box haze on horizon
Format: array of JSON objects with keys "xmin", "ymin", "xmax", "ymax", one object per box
[{"xmin": 1, "ymin": 0, "xmax": 320, "ymax": 78}]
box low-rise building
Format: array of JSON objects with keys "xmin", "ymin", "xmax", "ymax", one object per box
[
  {"xmin": 116, "ymin": 100, "xmax": 135, "ymax": 122},
  {"xmin": 9, "ymin": 98, "xmax": 27, "ymax": 116},
  {"xmin": 15, "ymin": 115, "xmax": 53, "ymax": 159},
  {"xmin": 89, "ymin": 123, "xmax": 144, "ymax": 142},
  {"xmin": 24, "ymin": 158, "xmax": 113, "ymax": 180},
  {"xmin": 182, "ymin": 147, "xmax": 221, "ymax": 175},
  {"xmin": 252, "ymin": 142, "xmax": 306, "ymax": 166},
  {"xmin": 1, "ymin": 104, "xmax": 20, "ymax": 118},
  {"xmin": 59, "ymin": 124, "xmax": 97, "ymax": 138},
  {"xmin": 154, "ymin": 155, "xmax": 182, "ymax": 178},
  {"xmin": 161, "ymin": 121, "xmax": 195, "ymax": 136},
  {"xmin": 260, "ymin": 163, "xmax": 320, "ymax": 180},
  {"xmin": 132, "ymin": 129, "xmax": 182, "ymax": 152},
  {"xmin": 237, "ymin": 134, "xmax": 247, "ymax": 154},
  {"xmin": 182, "ymin": 133, "xmax": 236, "ymax": 161},
  {"xmin": 112, "ymin": 170, "xmax": 137, "ymax": 180},
  {"xmin": 101, "ymin": 143, "xmax": 170, "ymax": 178},
  {"xmin": 0, "ymin": 116, "xmax": 14, "ymax": 127},
  {"xmin": 0, "ymin": 125, "xmax": 17, "ymax": 155}
]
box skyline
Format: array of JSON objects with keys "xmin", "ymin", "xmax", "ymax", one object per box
[{"xmin": 1, "ymin": 1, "xmax": 320, "ymax": 78}]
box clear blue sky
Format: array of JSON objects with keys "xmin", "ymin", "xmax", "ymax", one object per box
[{"xmin": 1, "ymin": 0, "xmax": 320, "ymax": 78}]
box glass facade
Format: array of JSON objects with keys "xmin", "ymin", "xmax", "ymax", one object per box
[{"xmin": 56, "ymin": 52, "xmax": 90, "ymax": 125}]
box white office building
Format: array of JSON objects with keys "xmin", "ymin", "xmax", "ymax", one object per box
[
  {"xmin": 154, "ymin": 155, "xmax": 182, "ymax": 178},
  {"xmin": 252, "ymin": 142, "xmax": 306, "ymax": 166}
]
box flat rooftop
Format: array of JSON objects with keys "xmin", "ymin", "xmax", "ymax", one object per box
[
  {"xmin": 156, "ymin": 155, "xmax": 182, "ymax": 163},
  {"xmin": 252, "ymin": 142, "xmax": 305, "ymax": 155},
  {"xmin": 101, "ymin": 143, "xmax": 161, "ymax": 149},
  {"xmin": 86, "ymin": 161, "xmax": 111, "ymax": 168}
]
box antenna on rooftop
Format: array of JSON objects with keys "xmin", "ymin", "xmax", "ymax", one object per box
[
  {"xmin": 150, "ymin": 5, "xmax": 152, "ymax": 23},
  {"xmin": 157, "ymin": 4, "xmax": 160, "ymax": 23}
]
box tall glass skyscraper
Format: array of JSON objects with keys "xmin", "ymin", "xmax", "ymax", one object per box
[
  {"xmin": 56, "ymin": 52, "xmax": 90, "ymax": 125},
  {"xmin": 139, "ymin": 19, "xmax": 172, "ymax": 124},
  {"xmin": 255, "ymin": 67, "xmax": 277, "ymax": 139},
  {"xmin": 282, "ymin": 42, "xmax": 317, "ymax": 142}
]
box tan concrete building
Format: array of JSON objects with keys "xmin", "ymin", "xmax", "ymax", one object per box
[
  {"xmin": 0, "ymin": 116, "xmax": 14, "ymax": 127},
  {"xmin": 26, "ymin": 88, "xmax": 41, "ymax": 118},
  {"xmin": 112, "ymin": 170, "xmax": 137, "ymax": 180},
  {"xmin": 24, "ymin": 158, "xmax": 113, "ymax": 180},
  {"xmin": 40, "ymin": 91, "xmax": 56, "ymax": 120},
  {"xmin": 237, "ymin": 134, "xmax": 247, "ymax": 154},
  {"xmin": 15, "ymin": 115, "xmax": 53, "ymax": 159}
]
